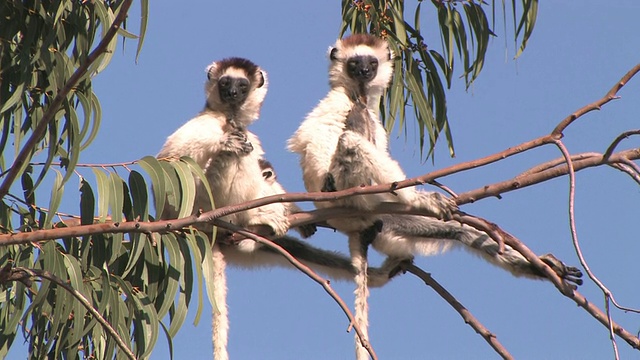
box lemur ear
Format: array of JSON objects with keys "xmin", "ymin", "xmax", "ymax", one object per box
[
  {"xmin": 330, "ymin": 47, "xmax": 339, "ymax": 61},
  {"xmin": 262, "ymin": 170, "xmax": 273, "ymax": 180},
  {"xmin": 206, "ymin": 63, "xmax": 217, "ymax": 80},
  {"xmin": 257, "ymin": 71, "xmax": 265, "ymax": 88}
]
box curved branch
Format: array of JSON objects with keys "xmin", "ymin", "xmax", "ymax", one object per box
[
  {"xmin": 0, "ymin": 0, "xmax": 134, "ymax": 199},
  {"xmin": 603, "ymin": 130, "xmax": 640, "ymax": 160},
  {"xmin": 551, "ymin": 139, "xmax": 620, "ymax": 358},
  {"xmin": 403, "ymin": 263, "xmax": 513, "ymax": 360},
  {"xmin": 210, "ymin": 219, "xmax": 379, "ymax": 360},
  {"xmin": 0, "ymin": 266, "xmax": 136, "ymax": 360}
]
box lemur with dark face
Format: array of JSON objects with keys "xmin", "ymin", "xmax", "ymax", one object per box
[
  {"xmin": 157, "ymin": 58, "xmax": 288, "ymax": 360},
  {"xmin": 288, "ymin": 34, "xmax": 582, "ymax": 359}
]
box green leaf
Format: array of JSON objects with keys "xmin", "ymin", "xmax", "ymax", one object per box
[
  {"xmin": 515, "ymin": 0, "xmax": 538, "ymax": 58},
  {"xmin": 0, "ymin": 83, "xmax": 24, "ymax": 113},
  {"xmin": 91, "ymin": 168, "xmax": 110, "ymax": 223},
  {"xmin": 194, "ymin": 230, "xmax": 217, "ymax": 310},
  {"xmin": 181, "ymin": 156, "xmax": 215, "ymax": 213},
  {"xmin": 60, "ymin": 99, "xmax": 82, "ymax": 187},
  {"xmin": 108, "ymin": 172, "xmax": 124, "ymax": 223},
  {"xmin": 138, "ymin": 156, "xmax": 166, "ymax": 219},
  {"xmin": 136, "ymin": 0, "xmax": 149, "ymax": 63},
  {"xmin": 44, "ymin": 169, "xmax": 64, "ymax": 228},
  {"xmin": 171, "ymin": 160, "xmax": 196, "ymax": 219},
  {"xmin": 62, "ymin": 254, "xmax": 87, "ymax": 348},
  {"xmin": 121, "ymin": 232, "xmax": 145, "ymax": 279},
  {"xmin": 155, "ymin": 233, "xmax": 181, "ymax": 320},
  {"xmin": 80, "ymin": 92, "xmax": 102, "ymax": 151},
  {"xmin": 185, "ymin": 232, "xmax": 205, "ymax": 326},
  {"xmin": 159, "ymin": 159, "xmax": 182, "ymax": 219},
  {"xmin": 158, "ymin": 320, "xmax": 175, "ymax": 360},
  {"xmin": 128, "ymin": 170, "xmax": 149, "ymax": 221},
  {"xmin": 108, "ymin": 172, "xmax": 124, "ymax": 264}
]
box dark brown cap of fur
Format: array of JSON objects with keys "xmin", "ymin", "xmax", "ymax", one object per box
[
  {"xmin": 341, "ymin": 33, "xmax": 385, "ymax": 48},
  {"xmin": 214, "ymin": 57, "xmax": 260, "ymax": 77}
]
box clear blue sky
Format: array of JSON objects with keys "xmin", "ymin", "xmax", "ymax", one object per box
[{"xmin": 11, "ymin": 1, "xmax": 640, "ymax": 359}]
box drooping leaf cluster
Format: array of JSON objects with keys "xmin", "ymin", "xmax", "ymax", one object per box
[
  {"xmin": 0, "ymin": 156, "xmax": 218, "ymax": 359},
  {"xmin": 341, "ymin": 0, "xmax": 538, "ymax": 157}
]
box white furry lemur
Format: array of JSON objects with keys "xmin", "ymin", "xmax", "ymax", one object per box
[
  {"xmin": 157, "ymin": 57, "xmax": 404, "ymax": 360},
  {"xmin": 288, "ymin": 34, "xmax": 582, "ymax": 359}
]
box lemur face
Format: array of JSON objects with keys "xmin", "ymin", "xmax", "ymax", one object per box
[
  {"xmin": 207, "ymin": 58, "xmax": 265, "ymax": 104},
  {"xmin": 346, "ymin": 55, "xmax": 379, "ymax": 83},
  {"xmin": 217, "ymin": 75, "xmax": 251, "ymax": 105},
  {"xmin": 327, "ymin": 34, "xmax": 394, "ymax": 93}
]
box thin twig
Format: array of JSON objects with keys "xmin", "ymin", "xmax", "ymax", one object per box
[
  {"xmin": 211, "ymin": 219, "xmax": 379, "ymax": 360},
  {"xmin": 552, "ymin": 63, "xmax": 640, "ymax": 135},
  {"xmin": 403, "ymin": 263, "xmax": 513, "ymax": 360},
  {"xmin": 0, "ymin": 0, "xmax": 134, "ymax": 198},
  {"xmin": 603, "ymin": 130, "xmax": 640, "ymax": 160}
]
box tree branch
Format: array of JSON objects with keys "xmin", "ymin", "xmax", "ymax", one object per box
[{"xmin": 0, "ymin": 0, "xmax": 134, "ymax": 199}]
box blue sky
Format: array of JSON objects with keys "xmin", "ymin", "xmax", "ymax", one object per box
[{"xmin": 10, "ymin": 1, "xmax": 640, "ymax": 359}]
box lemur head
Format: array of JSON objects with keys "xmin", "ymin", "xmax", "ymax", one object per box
[
  {"xmin": 204, "ymin": 57, "xmax": 268, "ymax": 125},
  {"xmin": 328, "ymin": 34, "xmax": 394, "ymax": 97}
]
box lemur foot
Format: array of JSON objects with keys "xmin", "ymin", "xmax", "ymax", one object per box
[
  {"xmin": 296, "ymin": 223, "xmax": 317, "ymax": 239},
  {"xmin": 416, "ymin": 191, "xmax": 458, "ymax": 221},
  {"xmin": 538, "ymin": 253, "xmax": 584, "ymax": 289},
  {"xmin": 367, "ymin": 256, "xmax": 413, "ymax": 287},
  {"xmin": 321, "ymin": 173, "xmax": 337, "ymax": 192},
  {"xmin": 222, "ymin": 130, "xmax": 253, "ymax": 155},
  {"xmin": 360, "ymin": 220, "xmax": 383, "ymax": 247}
]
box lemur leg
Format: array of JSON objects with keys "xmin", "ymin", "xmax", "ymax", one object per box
[
  {"xmin": 211, "ymin": 245, "xmax": 229, "ymax": 360},
  {"xmin": 349, "ymin": 231, "xmax": 371, "ymax": 360},
  {"xmin": 375, "ymin": 215, "xmax": 583, "ymax": 287}
]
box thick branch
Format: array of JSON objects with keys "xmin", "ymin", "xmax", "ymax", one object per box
[
  {"xmin": 0, "ymin": 266, "xmax": 136, "ymax": 360},
  {"xmin": 455, "ymin": 148, "xmax": 640, "ymax": 205},
  {"xmin": 404, "ymin": 263, "xmax": 513, "ymax": 360},
  {"xmin": 0, "ymin": 0, "xmax": 134, "ymax": 198},
  {"xmin": 211, "ymin": 219, "xmax": 378, "ymax": 360}
]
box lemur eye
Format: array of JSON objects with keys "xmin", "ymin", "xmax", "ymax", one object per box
[
  {"xmin": 347, "ymin": 60, "xmax": 359, "ymax": 71},
  {"xmin": 370, "ymin": 59, "xmax": 378, "ymax": 70},
  {"xmin": 218, "ymin": 77, "xmax": 230, "ymax": 88}
]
